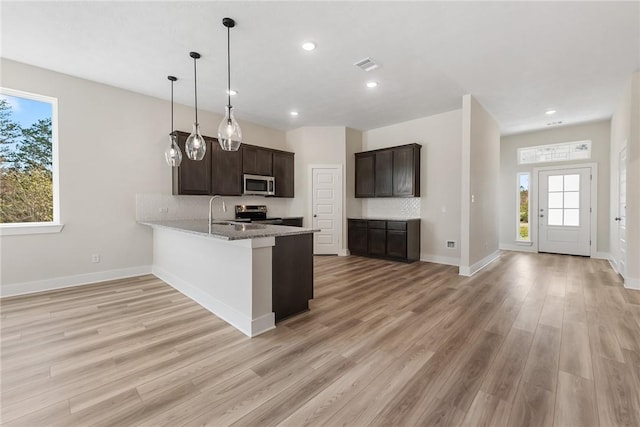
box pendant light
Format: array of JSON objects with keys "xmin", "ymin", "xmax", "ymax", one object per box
[
  {"xmin": 164, "ymin": 75, "xmax": 183, "ymax": 167},
  {"xmin": 185, "ymin": 51, "xmax": 206, "ymax": 160},
  {"xmin": 217, "ymin": 18, "xmax": 242, "ymax": 151}
]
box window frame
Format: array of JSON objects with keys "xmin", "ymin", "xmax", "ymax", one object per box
[
  {"xmin": 517, "ymin": 140, "xmax": 591, "ymax": 165},
  {"xmin": 516, "ymin": 172, "xmax": 531, "ymax": 242},
  {"xmin": 0, "ymin": 87, "xmax": 63, "ymax": 235}
]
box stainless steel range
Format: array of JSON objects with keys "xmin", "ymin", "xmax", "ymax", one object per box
[{"xmin": 235, "ymin": 205, "xmax": 283, "ymax": 225}]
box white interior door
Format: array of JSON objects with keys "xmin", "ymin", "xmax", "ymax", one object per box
[
  {"xmin": 538, "ymin": 167, "xmax": 591, "ymax": 256},
  {"xmin": 616, "ymin": 147, "xmax": 627, "ymax": 277},
  {"xmin": 311, "ymin": 166, "xmax": 342, "ymax": 255}
]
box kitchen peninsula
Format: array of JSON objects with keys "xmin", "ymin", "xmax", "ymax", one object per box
[{"xmin": 141, "ymin": 219, "xmax": 317, "ymax": 337}]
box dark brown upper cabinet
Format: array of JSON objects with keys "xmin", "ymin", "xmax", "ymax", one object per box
[
  {"xmin": 374, "ymin": 150, "xmax": 393, "ymax": 197},
  {"xmin": 242, "ymin": 145, "xmax": 273, "ymax": 176},
  {"xmin": 392, "ymin": 145, "xmax": 420, "ymax": 197},
  {"xmin": 273, "ymin": 151, "xmax": 294, "ymax": 198},
  {"xmin": 173, "ymin": 131, "xmax": 212, "ymax": 195},
  {"xmin": 354, "ymin": 143, "xmax": 421, "ymax": 198},
  {"xmin": 172, "ymin": 133, "xmax": 294, "ymax": 198},
  {"xmin": 211, "ymin": 139, "xmax": 242, "ymax": 196},
  {"xmin": 355, "ymin": 152, "xmax": 375, "ymax": 197}
]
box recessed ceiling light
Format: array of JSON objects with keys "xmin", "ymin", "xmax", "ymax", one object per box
[
  {"xmin": 290, "ymin": 111, "xmax": 299, "ymax": 116},
  {"xmin": 227, "ymin": 89, "xmax": 237, "ymax": 96},
  {"xmin": 302, "ymin": 42, "xmax": 316, "ymax": 51},
  {"xmin": 366, "ymin": 81, "xmax": 378, "ymax": 88},
  {"xmin": 545, "ymin": 109, "xmax": 556, "ymax": 115}
]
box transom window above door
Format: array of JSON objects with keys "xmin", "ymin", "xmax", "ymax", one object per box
[{"xmin": 547, "ymin": 174, "xmax": 580, "ymax": 226}]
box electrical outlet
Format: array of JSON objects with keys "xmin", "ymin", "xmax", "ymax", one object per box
[
  {"xmin": 158, "ymin": 207, "xmax": 169, "ymax": 213},
  {"xmin": 91, "ymin": 254, "xmax": 101, "ymax": 263},
  {"xmin": 446, "ymin": 240, "xmax": 456, "ymax": 249}
]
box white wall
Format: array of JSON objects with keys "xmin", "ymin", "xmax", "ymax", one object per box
[
  {"xmin": 285, "ymin": 126, "xmax": 349, "ymax": 251},
  {"xmin": 460, "ymin": 95, "xmax": 501, "ymax": 275},
  {"xmin": 610, "ymin": 71, "xmax": 640, "ymax": 289},
  {"xmin": 363, "ymin": 109, "xmax": 463, "ymax": 265},
  {"xmin": 500, "ymin": 120, "xmax": 611, "ymax": 254},
  {"xmin": 345, "ymin": 127, "xmax": 363, "ymax": 219},
  {"xmin": 0, "ymin": 59, "xmax": 286, "ymax": 291}
]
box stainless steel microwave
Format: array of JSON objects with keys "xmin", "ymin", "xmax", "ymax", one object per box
[{"xmin": 243, "ymin": 174, "xmax": 275, "ymax": 196}]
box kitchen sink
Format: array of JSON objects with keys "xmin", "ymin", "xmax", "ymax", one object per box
[
  {"xmin": 209, "ymin": 221, "xmax": 266, "ymax": 231},
  {"xmin": 210, "ymin": 220, "xmax": 237, "ymax": 225}
]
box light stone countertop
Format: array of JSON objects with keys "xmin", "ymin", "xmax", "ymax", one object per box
[{"xmin": 139, "ymin": 219, "xmax": 318, "ymax": 241}]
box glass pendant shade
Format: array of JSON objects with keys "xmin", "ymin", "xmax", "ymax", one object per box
[
  {"xmin": 217, "ymin": 106, "xmax": 242, "ymax": 151},
  {"xmin": 165, "ymin": 75, "xmax": 182, "ymax": 167},
  {"xmin": 164, "ymin": 133, "xmax": 182, "ymax": 167},
  {"xmin": 185, "ymin": 122, "xmax": 206, "ymax": 160}
]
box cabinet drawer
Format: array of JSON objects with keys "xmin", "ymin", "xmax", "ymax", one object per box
[
  {"xmin": 386, "ymin": 221, "xmax": 407, "ymax": 231},
  {"xmin": 348, "ymin": 219, "xmax": 367, "ymax": 228},
  {"xmin": 368, "ymin": 220, "xmax": 386, "ymax": 229}
]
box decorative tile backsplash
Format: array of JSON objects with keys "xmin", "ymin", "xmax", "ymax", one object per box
[
  {"xmin": 362, "ymin": 197, "xmax": 421, "ymax": 218},
  {"xmin": 136, "ymin": 193, "xmax": 293, "ymax": 222}
]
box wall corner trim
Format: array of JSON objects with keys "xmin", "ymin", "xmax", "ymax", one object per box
[
  {"xmin": 459, "ymin": 250, "xmax": 500, "ymax": 277},
  {"xmin": 624, "ymin": 277, "xmax": 640, "ymax": 290},
  {"xmin": 0, "ymin": 265, "xmax": 153, "ymax": 298}
]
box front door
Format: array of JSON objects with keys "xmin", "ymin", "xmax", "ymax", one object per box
[
  {"xmin": 538, "ymin": 167, "xmax": 591, "ymax": 256},
  {"xmin": 311, "ymin": 166, "xmax": 342, "ymax": 255}
]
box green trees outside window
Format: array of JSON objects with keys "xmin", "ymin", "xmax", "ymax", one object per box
[
  {"xmin": 518, "ymin": 173, "xmax": 529, "ymax": 240},
  {"xmin": 0, "ymin": 95, "xmax": 54, "ymax": 223}
]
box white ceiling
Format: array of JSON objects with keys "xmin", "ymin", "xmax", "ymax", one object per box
[{"xmin": 2, "ymin": 1, "xmax": 638, "ymax": 134}]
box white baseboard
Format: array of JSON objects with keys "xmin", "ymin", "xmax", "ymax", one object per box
[
  {"xmin": 608, "ymin": 256, "xmax": 620, "ymax": 275},
  {"xmin": 459, "ymin": 250, "xmax": 501, "ymax": 277},
  {"xmin": 153, "ymin": 266, "xmax": 274, "ymax": 338},
  {"xmin": 624, "ymin": 277, "xmax": 640, "ymax": 290},
  {"xmin": 499, "ymin": 243, "xmax": 536, "ymax": 253},
  {"xmin": 592, "ymin": 251, "xmax": 610, "ymax": 260},
  {"xmin": 0, "ymin": 265, "xmax": 153, "ymax": 298},
  {"xmin": 337, "ymin": 249, "xmax": 350, "ymax": 256},
  {"xmin": 420, "ymin": 254, "xmax": 460, "ymax": 266}
]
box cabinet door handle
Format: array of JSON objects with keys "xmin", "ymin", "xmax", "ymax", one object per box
[
  {"xmin": 313, "ymin": 214, "xmax": 317, "ymax": 218},
  {"xmin": 614, "ymin": 217, "xmax": 621, "ymax": 221}
]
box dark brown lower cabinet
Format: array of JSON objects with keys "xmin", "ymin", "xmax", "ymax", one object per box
[
  {"xmin": 272, "ymin": 233, "xmax": 314, "ymax": 322},
  {"xmin": 348, "ymin": 220, "xmax": 368, "ymax": 255},
  {"xmin": 281, "ymin": 217, "xmax": 303, "ymax": 227},
  {"xmin": 368, "ymin": 228, "xmax": 386, "ymax": 256},
  {"xmin": 348, "ymin": 218, "xmax": 420, "ymax": 262},
  {"xmin": 386, "ymin": 230, "xmax": 408, "ymax": 258}
]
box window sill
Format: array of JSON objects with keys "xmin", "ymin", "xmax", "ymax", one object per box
[
  {"xmin": 0, "ymin": 223, "xmax": 64, "ymax": 236},
  {"xmin": 515, "ymin": 240, "xmax": 533, "ymax": 246}
]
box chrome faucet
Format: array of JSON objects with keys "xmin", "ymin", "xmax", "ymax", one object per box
[{"xmin": 208, "ymin": 195, "xmax": 227, "ymax": 224}]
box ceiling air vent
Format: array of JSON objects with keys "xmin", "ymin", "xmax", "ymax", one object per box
[{"xmin": 354, "ymin": 57, "xmax": 380, "ymax": 72}]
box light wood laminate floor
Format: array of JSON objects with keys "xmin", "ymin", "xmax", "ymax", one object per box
[{"xmin": 2, "ymin": 252, "xmax": 640, "ymax": 426}]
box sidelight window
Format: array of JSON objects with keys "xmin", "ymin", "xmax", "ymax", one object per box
[{"xmin": 517, "ymin": 173, "xmax": 530, "ymax": 241}]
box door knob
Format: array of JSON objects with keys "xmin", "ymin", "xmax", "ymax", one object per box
[
  {"xmin": 614, "ymin": 217, "xmax": 621, "ymax": 221},
  {"xmin": 540, "ymin": 214, "xmax": 544, "ymax": 218}
]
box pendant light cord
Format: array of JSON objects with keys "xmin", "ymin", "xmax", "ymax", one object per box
[
  {"xmin": 227, "ymin": 25, "xmax": 231, "ymax": 109},
  {"xmin": 170, "ymin": 79, "xmax": 174, "ymax": 134},
  {"xmin": 193, "ymin": 56, "xmax": 199, "ymax": 124}
]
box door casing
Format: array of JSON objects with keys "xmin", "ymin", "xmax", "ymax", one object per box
[
  {"xmin": 531, "ymin": 163, "xmax": 598, "ymax": 257},
  {"xmin": 308, "ymin": 164, "xmax": 343, "ymax": 255}
]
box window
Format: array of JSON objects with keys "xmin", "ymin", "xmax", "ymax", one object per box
[
  {"xmin": 0, "ymin": 87, "xmax": 61, "ymax": 234},
  {"xmin": 517, "ymin": 172, "xmax": 530, "ymax": 241},
  {"xmin": 518, "ymin": 140, "xmax": 591, "ymax": 165},
  {"xmin": 547, "ymin": 174, "xmax": 580, "ymax": 226}
]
